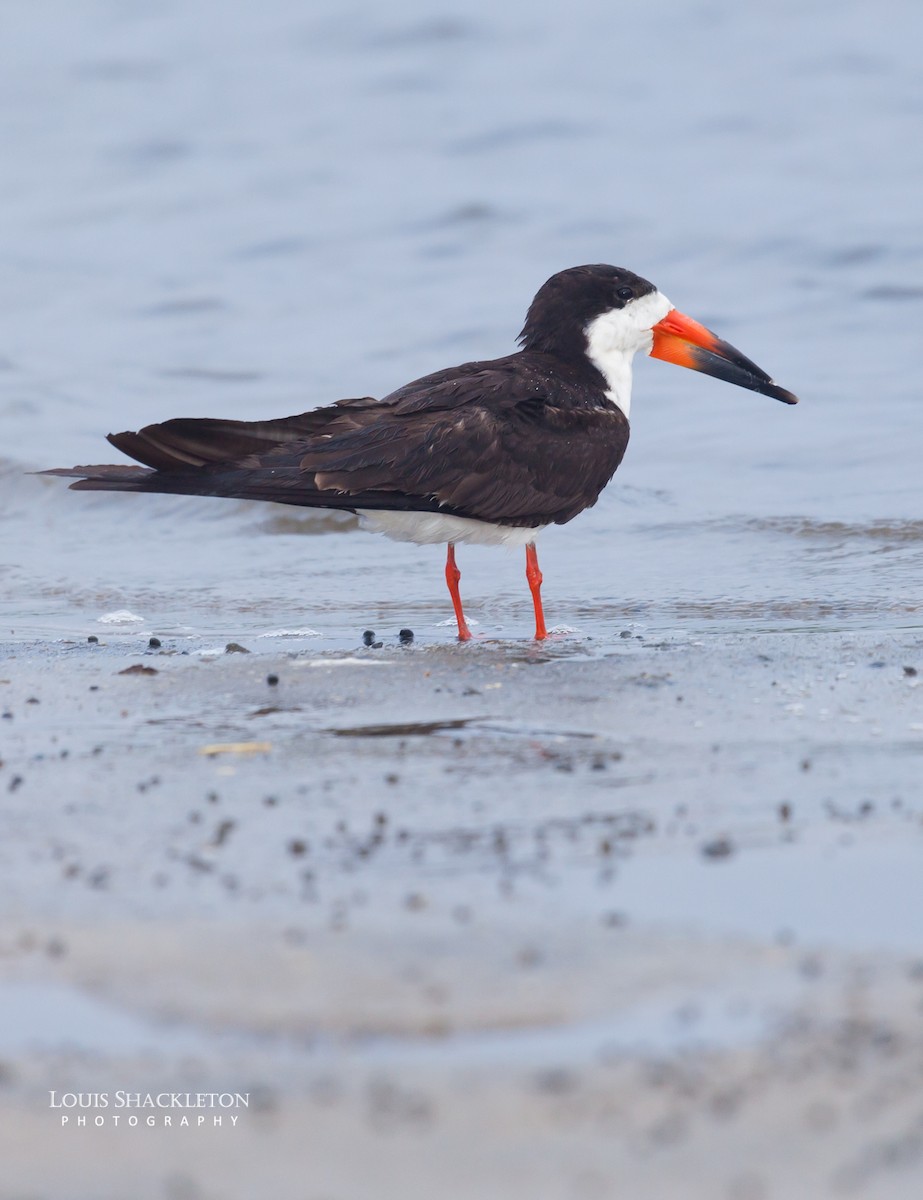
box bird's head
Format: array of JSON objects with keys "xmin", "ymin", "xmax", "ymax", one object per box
[{"xmin": 519, "ymin": 264, "xmax": 798, "ymax": 418}]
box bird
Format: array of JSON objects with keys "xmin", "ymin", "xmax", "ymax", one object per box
[{"xmin": 44, "ymin": 264, "xmax": 798, "ymax": 641}]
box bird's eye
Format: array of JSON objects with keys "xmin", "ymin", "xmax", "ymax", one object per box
[{"xmin": 616, "ymin": 286, "xmax": 634, "ymax": 301}]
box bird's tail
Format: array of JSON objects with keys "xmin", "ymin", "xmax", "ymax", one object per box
[
  {"xmin": 41, "ymin": 464, "xmax": 159, "ymax": 492},
  {"xmin": 40, "ymin": 413, "xmax": 326, "ymax": 495},
  {"xmin": 37, "ymin": 415, "xmax": 367, "ymax": 508}
]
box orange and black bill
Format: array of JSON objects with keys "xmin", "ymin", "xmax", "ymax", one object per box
[{"xmin": 651, "ymin": 309, "xmax": 799, "ymax": 405}]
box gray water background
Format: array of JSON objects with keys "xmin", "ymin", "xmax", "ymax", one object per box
[{"xmin": 2, "ymin": 0, "xmax": 921, "ymax": 645}]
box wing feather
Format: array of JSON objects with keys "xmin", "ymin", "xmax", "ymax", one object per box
[{"xmin": 45, "ymin": 354, "xmax": 629, "ymax": 527}]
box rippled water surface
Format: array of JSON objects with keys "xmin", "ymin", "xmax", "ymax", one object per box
[{"xmin": 3, "ymin": 0, "xmax": 922, "ymax": 647}]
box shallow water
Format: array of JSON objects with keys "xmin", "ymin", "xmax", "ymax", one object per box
[{"xmin": 2, "ymin": 0, "xmax": 922, "ymax": 647}]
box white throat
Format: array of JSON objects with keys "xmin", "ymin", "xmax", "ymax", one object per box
[{"xmin": 584, "ymin": 289, "xmax": 672, "ymax": 419}]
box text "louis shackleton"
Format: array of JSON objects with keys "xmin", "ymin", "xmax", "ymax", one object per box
[{"xmin": 50, "ymin": 1092, "xmax": 249, "ymax": 1109}]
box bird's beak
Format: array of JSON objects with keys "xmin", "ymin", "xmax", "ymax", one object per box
[{"xmin": 650, "ymin": 309, "xmax": 798, "ymax": 405}]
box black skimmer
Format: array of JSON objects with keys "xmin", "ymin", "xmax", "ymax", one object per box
[{"xmin": 44, "ymin": 265, "xmax": 798, "ymax": 640}]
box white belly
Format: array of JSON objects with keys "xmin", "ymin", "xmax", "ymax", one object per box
[{"xmin": 356, "ymin": 509, "xmax": 546, "ymax": 547}]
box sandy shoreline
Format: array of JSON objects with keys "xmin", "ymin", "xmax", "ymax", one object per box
[{"xmin": 1, "ymin": 627, "xmax": 922, "ymax": 1196}]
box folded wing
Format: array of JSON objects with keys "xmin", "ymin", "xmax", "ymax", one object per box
[{"xmin": 42, "ymin": 358, "xmax": 630, "ymax": 527}]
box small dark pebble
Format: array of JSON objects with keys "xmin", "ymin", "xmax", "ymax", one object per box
[
  {"xmin": 904, "ymin": 666, "xmax": 918, "ymax": 677},
  {"xmin": 363, "ymin": 630, "xmax": 376, "ymax": 646},
  {"xmin": 619, "ymin": 630, "xmax": 633, "ymax": 639},
  {"xmin": 87, "ymin": 635, "xmax": 99, "ymax": 644},
  {"xmin": 211, "ymin": 820, "xmax": 236, "ymax": 847},
  {"xmin": 869, "ymin": 660, "xmax": 886, "ymax": 669},
  {"xmin": 225, "ymin": 642, "xmax": 250, "ymax": 654},
  {"xmin": 399, "ymin": 628, "xmax": 414, "ymax": 644},
  {"xmin": 118, "ymin": 664, "xmax": 157, "ymax": 676},
  {"xmin": 266, "ymin": 674, "xmax": 279, "ymax": 686},
  {"xmin": 288, "ymin": 838, "xmax": 308, "ymax": 856},
  {"xmin": 8, "ymin": 776, "xmax": 24, "ymax": 793},
  {"xmin": 779, "ymin": 802, "xmax": 792, "ymax": 822},
  {"xmin": 26, "ymin": 697, "xmax": 39, "ymax": 705},
  {"xmin": 701, "ymin": 837, "xmax": 735, "ymax": 859},
  {"xmin": 148, "ymin": 637, "xmax": 161, "ymax": 649}
]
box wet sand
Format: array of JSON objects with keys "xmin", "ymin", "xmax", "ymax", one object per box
[{"xmin": 2, "ymin": 627, "xmax": 922, "ymax": 1197}]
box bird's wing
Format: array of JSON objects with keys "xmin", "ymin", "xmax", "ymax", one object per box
[
  {"xmin": 64, "ymin": 359, "xmax": 629, "ymax": 526},
  {"xmin": 288, "ymin": 361, "xmax": 629, "ymax": 525}
]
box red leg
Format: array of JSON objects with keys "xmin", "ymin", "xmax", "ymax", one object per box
[
  {"xmin": 525, "ymin": 541, "xmax": 547, "ymax": 640},
  {"xmin": 445, "ymin": 543, "xmax": 472, "ymax": 641}
]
